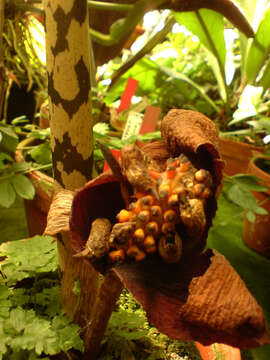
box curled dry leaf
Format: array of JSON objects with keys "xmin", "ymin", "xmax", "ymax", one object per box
[
  {"xmin": 69, "ymin": 109, "xmax": 269, "ymax": 348},
  {"xmin": 114, "ymin": 250, "xmax": 269, "ymax": 348},
  {"xmin": 160, "ymin": 109, "xmax": 223, "ymax": 187},
  {"xmin": 44, "ymin": 189, "xmax": 74, "ymax": 236},
  {"xmin": 70, "ymin": 172, "xmax": 127, "ymax": 254}
]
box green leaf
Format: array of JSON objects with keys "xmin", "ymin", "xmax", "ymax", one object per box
[
  {"xmin": 107, "ymin": 310, "xmax": 148, "ymax": 341},
  {"xmin": 227, "ymin": 174, "xmax": 268, "ymax": 192},
  {"xmin": 12, "ymin": 307, "xmax": 35, "ymax": 332},
  {"xmin": 174, "ymin": 10, "xmax": 226, "ymax": 66},
  {"xmin": 205, "ymin": 49, "xmax": 227, "ymax": 102},
  {"xmin": 11, "ymin": 115, "xmax": 29, "ymax": 126},
  {"xmin": 257, "ymin": 117, "xmax": 270, "ymax": 132},
  {"xmin": 0, "ymin": 236, "xmax": 58, "ymax": 284},
  {"xmin": 29, "ymin": 142, "xmax": 52, "ymax": 165},
  {"xmin": 112, "ymin": 58, "xmax": 160, "ymax": 96},
  {"xmin": 9, "ymin": 288, "xmax": 30, "ymax": 308},
  {"xmin": 104, "ymin": 136, "xmax": 126, "ymax": 150},
  {"xmin": 173, "ymin": 9, "xmax": 227, "ymax": 101},
  {"xmin": 3, "ymin": 307, "xmax": 83, "ymax": 356},
  {"xmin": 230, "ymin": 85, "xmax": 264, "ymax": 124},
  {"xmin": 24, "ymin": 319, "xmax": 58, "ymax": 355},
  {"xmin": 227, "ymin": 183, "xmax": 258, "ymax": 210},
  {"xmin": 248, "ymin": 117, "xmax": 270, "ymax": 132},
  {"xmin": 93, "ymin": 122, "xmax": 110, "ymax": 136},
  {"xmin": 93, "ymin": 148, "xmax": 104, "ymax": 162},
  {"xmin": 238, "ymin": 0, "xmax": 269, "ymax": 77},
  {"xmin": 0, "ymin": 179, "xmax": 16, "ymax": 208},
  {"xmin": 27, "ymin": 127, "xmax": 50, "ymax": 141},
  {"xmin": 35, "ymin": 287, "xmax": 61, "ymax": 317},
  {"xmin": 110, "ymin": 18, "xmax": 126, "ymax": 39},
  {"xmin": 254, "ymin": 206, "xmax": 268, "ymax": 215},
  {"xmin": 72, "ymin": 280, "xmax": 81, "ymax": 297},
  {"xmin": 0, "ymin": 125, "xmax": 19, "ymax": 154},
  {"xmin": 245, "ymin": 8, "xmax": 270, "ymax": 83},
  {"xmin": 11, "ymin": 174, "xmax": 35, "ymax": 200},
  {"xmin": 156, "ymin": 63, "xmax": 220, "ymax": 112},
  {"xmin": 0, "ymin": 319, "xmax": 10, "ymax": 358},
  {"xmin": 137, "ymin": 131, "xmax": 161, "ymax": 142},
  {"xmin": 0, "ymin": 153, "xmax": 14, "ymax": 171},
  {"xmin": 10, "ymin": 162, "xmax": 31, "ymax": 173},
  {"xmin": 6, "ymin": 308, "xmax": 58, "ymax": 355},
  {"xmin": 0, "ymin": 286, "xmax": 12, "ymax": 318},
  {"xmin": 51, "ymin": 316, "xmax": 84, "ymax": 352},
  {"xmin": 259, "ymin": 59, "xmax": 270, "ymax": 90},
  {"xmin": 246, "ymin": 210, "xmax": 256, "ymax": 223},
  {"xmin": 236, "ymin": 0, "xmax": 258, "ymax": 25},
  {"xmin": 0, "ymin": 153, "xmax": 13, "ymax": 163}
]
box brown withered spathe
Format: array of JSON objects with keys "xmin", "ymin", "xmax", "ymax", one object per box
[
  {"xmin": 70, "ymin": 109, "xmax": 269, "ymax": 349},
  {"xmin": 74, "ymin": 218, "xmax": 112, "ymax": 259},
  {"xmin": 71, "ymin": 110, "xmax": 223, "ymax": 265}
]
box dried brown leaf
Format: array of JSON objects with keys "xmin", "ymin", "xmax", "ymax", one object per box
[{"xmin": 44, "ymin": 189, "xmax": 74, "ymax": 236}]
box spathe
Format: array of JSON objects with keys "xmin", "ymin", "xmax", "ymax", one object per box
[
  {"xmin": 47, "ymin": 110, "xmax": 270, "ymax": 349},
  {"xmin": 113, "ymin": 249, "xmax": 269, "ymax": 348}
]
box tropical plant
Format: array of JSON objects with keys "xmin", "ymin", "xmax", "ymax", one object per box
[
  {"xmin": 0, "ymin": 118, "xmax": 52, "ymax": 208},
  {"xmin": 0, "ymin": 121, "xmax": 35, "ymax": 208},
  {"xmin": 1, "ymin": 1, "xmax": 270, "ymax": 360},
  {"xmin": 1, "ymin": 4, "xmax": 47, "ymax": 122},
  {"xmin": 170, "ymin": 0, "xmax": 270, "ymax": 139},
  {"xmin": 101, "ymin": 30, "xmax": 220, "ymax": 119}
]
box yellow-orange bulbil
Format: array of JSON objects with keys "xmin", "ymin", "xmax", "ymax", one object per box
[{"xmin": 108, "ymin": 154, "xmax": 212, "ymax": 264}]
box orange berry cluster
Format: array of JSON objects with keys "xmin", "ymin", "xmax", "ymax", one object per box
[{"xmin": 108, "ymin": 154, "xmax": 212, "ymax": 264}]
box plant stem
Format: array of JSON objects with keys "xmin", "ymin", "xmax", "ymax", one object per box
[
  {"xmin": 109, "ymin": 15, "xmax": 175, "ymax": 87},
  {"xmin": 90, "ymin": 0, "xmax": 149, "ymax": 46},
  {"xmin": 14, "ymin": 1, "xmax": 133, "ymax": 16},
  {"xmin": 258, "ymin": 197, "xmax": 270, "ymax": 207},
  {"xmin": 219, "ymin": 129, "xmax": 253, "ymax": 137},
  {"xmin": 83, "ymin": 271, "xmax": 124, "ymax": 360},
  {"xmin": 88, "ymin": 1, "xmax": 133, "ymax": 11},
  {"xmin": 7, "ymin": 20, "xmax": 34, "ymax": 91},
  {"xmin": 26, "ymin": 0, "xmax": 42, "ymax": 4},
  {"xmin": 89, "ymin": 35, "xmax": 97, "ymax": 89},
  {"xmin": 43, "ymin": 0, "xmax": 98, "ymax": 331},
  {"xmin": 161, "ymin": 0, "xmax": 254, "ymax": 38},
  {"xmin": 0, "ymin": 163, "xmax": 52, "ymax": 181},
  {"xmin": 18, "ymin": 146, "xmax": 46, "ymax": 150},
  {"xmin": 31, "ymin": 163, "xmax": 52, "ymax": 171},
  {"xmin": 64, "ymin": 351, "xmax": 72, "ymax": 360}
]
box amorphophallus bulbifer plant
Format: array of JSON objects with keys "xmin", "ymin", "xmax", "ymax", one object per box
[{"xmin": 46, "ymin": 109, "xmax": 270, "ymax": 349}]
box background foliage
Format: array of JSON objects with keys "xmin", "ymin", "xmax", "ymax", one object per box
[{"xmin": 1, "ymin": 0, "xmax": 270, "ymax": 359}]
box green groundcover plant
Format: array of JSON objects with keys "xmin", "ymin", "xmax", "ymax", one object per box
[
  {"xmin": 0, "ymin": 235, "xmax": 203, "ymax": 359},
  {"xmin": 0, "ymin": 236, "xmax": 84, "ymax": 359},
  {"xmin": 1, "ymin": 175, "xmax": 270, "ymax": 359}
]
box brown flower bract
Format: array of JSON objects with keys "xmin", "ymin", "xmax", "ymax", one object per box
[{"xmin": 70, "ymin": 109, "xmax": 269, "ymax": 348}]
